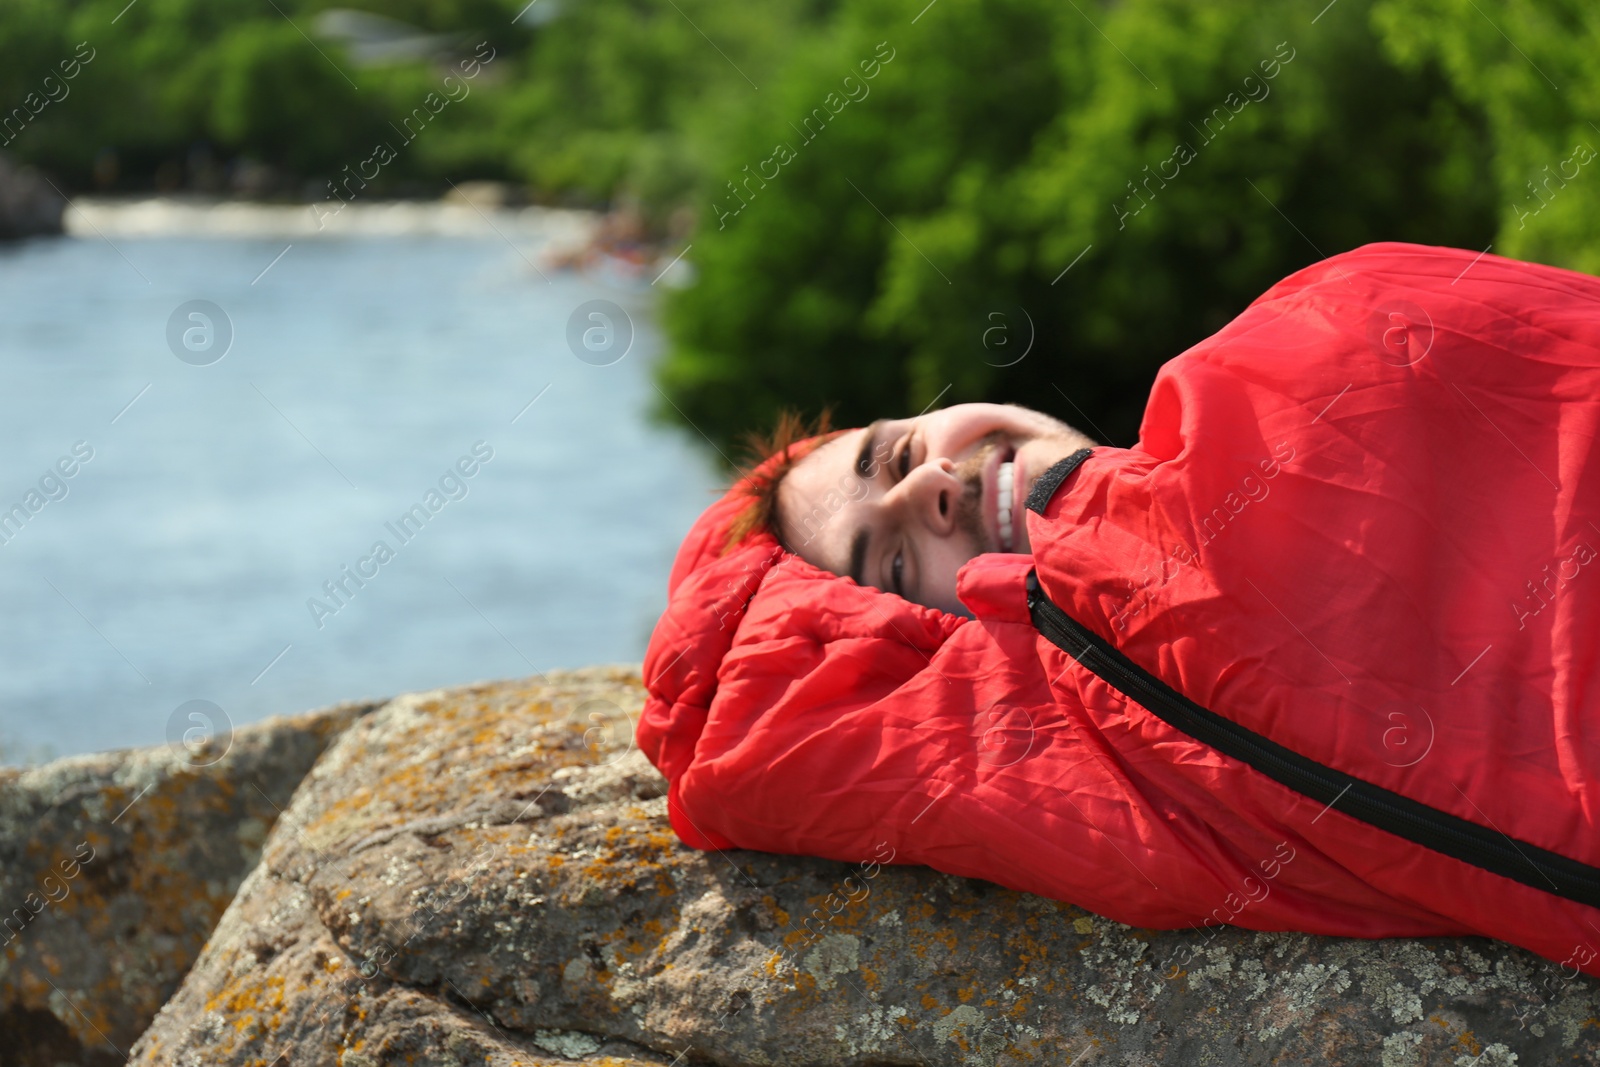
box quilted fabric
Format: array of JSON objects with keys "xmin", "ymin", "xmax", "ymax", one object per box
[{"xmin": 639, "ymin": 243, "xmax": 1600, "ymax": 977}]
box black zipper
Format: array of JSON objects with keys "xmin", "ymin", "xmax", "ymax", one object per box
[{"xmin": 1025, "ymin": 569, "xmax": 1600, "ymax": 910}]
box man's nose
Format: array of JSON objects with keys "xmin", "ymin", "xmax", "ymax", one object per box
[{"xmin": 890, "ymin": 457, "xmax": 960, "ymax": 535}]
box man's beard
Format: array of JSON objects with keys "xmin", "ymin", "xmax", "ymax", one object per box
[{"xmin": 950, "ymin": 431, "xmax": 1008, "ymax": 555}]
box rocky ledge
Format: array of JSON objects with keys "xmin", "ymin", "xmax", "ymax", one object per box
[
  {"xmin": 0, "ymin": 697, "xmax": 379, "ymax": 1066},
  {"xmin": 103, "ymin": 666, "xmax": 1600, "ymax": 1066}
]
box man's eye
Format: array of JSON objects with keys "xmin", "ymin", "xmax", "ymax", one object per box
[
  {"xmin": 897, "ymin": 439, "xmax": 911, "ymax": 479},
  {"xmin": 891, "ymin": 551, "xmax": 905, "ymax": 597}
]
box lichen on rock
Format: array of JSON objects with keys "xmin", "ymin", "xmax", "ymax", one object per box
[
  {"xmin": 115, "ymin": 666, "xmax": 1600, "ymax": 1066},
  {"xmin": 0, "ymin": 696, "xmax": 377, "ymax": 1065}
]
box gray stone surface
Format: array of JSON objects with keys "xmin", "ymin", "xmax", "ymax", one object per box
[
  {"xmin": 0, "ymin": 697, "xmax": 378, "ymax": 1066},
  {"xmin": 129, "ymin": 666, "xmax": 1600, "ymax": 1066}
]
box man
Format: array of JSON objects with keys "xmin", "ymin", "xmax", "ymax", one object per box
[
  {"xmin": 639, "ymin": 243, "xmax": 1600, "ymax": 978},
  {"xmin": 775, "ymin": 404, "xmax": 1097, "ymax": 616}
]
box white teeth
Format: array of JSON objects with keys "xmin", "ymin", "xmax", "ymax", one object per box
[{"xmin": 997, "ymin": 461, "xmax": 1014, "ymax": 552}]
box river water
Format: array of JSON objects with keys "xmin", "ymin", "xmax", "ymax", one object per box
[{"xmin": 0, "ymin": 217, "xmax": 723, "ymax": 762}]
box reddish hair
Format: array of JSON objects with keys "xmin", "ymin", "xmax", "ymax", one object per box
[{"xmin": 721, "ymin": 409, "xmax": 846, "ymax": 555}]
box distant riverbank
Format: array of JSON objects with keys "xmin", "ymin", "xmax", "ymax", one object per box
[
  {"xmin": 55, "ymin": 194, "xmax": 695, "ymax": 288},
  {"xmin": 60, "ymin": 193, "xmax": 599, "ymax": 241}
]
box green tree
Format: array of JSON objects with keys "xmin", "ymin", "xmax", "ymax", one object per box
[
  {"xmin": 487, "ymin": 0, "xmax": 823, "ymax": 212},
  {"xmin": 659, "ymin": 0, "xmax": 1500, "ymax": 456},
  {"xmin": 1373, "ymin": 0, "xmax": 1600, "ymax": 272}
]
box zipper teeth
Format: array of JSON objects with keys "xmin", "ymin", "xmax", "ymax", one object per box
[{"xmin": 1027, "ymin": 578, "xmax": 1600, "ymax": 906}]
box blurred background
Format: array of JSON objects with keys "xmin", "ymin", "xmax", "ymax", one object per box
[{"xmin": 0, "ymin": 0, "xmax": 1593, "ymax": 761}]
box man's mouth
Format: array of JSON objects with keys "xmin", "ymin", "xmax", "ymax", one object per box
[
  {"xmin": 997, "ymin": 460, "xmax": 1015, "ymax": 552},
  {"xmin": 959, "ymin": 433, "xmax": 1021, "ymax": 555}
]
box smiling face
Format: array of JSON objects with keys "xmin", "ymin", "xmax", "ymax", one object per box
[{"xmin": 774, "ymin": 403, "xmax": 1097, "ymax": 614}]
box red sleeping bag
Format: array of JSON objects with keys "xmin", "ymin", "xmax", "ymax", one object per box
[{"xmin": 639, "ymin": 242, "xmax": 1600, "ymax": 977}]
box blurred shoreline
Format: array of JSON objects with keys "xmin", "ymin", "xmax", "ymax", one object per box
[
  {"xmin": 52, "ymin": 193, "xmax": 697, "ymax": 287},
  {"xmin": 59, "ymin": 193, "xmax": 600, "ymax": 241}
]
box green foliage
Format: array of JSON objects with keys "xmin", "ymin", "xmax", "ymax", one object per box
[
  {"xmin": 1, "ymin": 0, "xmax": 1592, "ymax": 459},
  {"xmin": 0, "ymin": 0, "xmax": 814, "ymax": 198},
  {"xmin": 659, "ymin": 0, "xmax": 1077, "ymax": 443},
  {"xmin": 490, "ymin": 0, "xmax": 819, "ymax": 208},
  {"xmin": 1372, "ymin": 0, "xmax": 1600, "ymax": 273},
  {"xmin": 659, "ymin": 0, "xmax": 1502, "ymax": 455},
  {"xmin": 0, "ymin": 0, "xmax": 511, "ymax": 182},
  {"xmin": 203, "ymin": 24, "xmax": 372, "ymax": 172}
]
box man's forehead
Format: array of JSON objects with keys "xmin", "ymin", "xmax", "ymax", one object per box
[
  {"xmin": 785, "ymin": 426, "xmax": 867, "ymax": 490},
  {"xmin": 777, "ymin": 426, "xmax": 870, "ymax": 557}
]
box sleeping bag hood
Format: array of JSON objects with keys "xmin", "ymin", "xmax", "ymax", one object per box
[{"xmin": 640, "ymin": 242, "xmax": 1600, "ymax": 978}]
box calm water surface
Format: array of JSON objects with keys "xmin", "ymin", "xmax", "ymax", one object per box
[{"xmin": 0, "ymin": 232, "xmax": 723, "ymax": 762}]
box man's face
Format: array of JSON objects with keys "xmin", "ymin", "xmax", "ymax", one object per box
[{"xmin": 776, "ymin": 403, "xmax": 1096, "ymax": 614}]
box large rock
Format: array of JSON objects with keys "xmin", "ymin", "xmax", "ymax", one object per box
[
  {"xmin": 130, "ymin": 666, "xmax": 1600, "ymax": 1066},
  {"xmin": 0, "ymin": 153, "xmax": 65, "ymax": 240},
  {"xmin": 0, "ymin": 697, "xmax": 378, "ymax": 1066}
]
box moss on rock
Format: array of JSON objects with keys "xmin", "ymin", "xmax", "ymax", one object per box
[{"xmin": 124, "ymin": 667, "xmax": 1600, "ymax": 1065}]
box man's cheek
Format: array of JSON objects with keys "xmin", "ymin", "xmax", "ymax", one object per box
[{"xmin": 842, "ymin": 474, "xmax": 870, "ymax": 501}]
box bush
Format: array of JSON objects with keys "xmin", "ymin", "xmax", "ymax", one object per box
[
  {"xmin": 658, "ymin": 0, "xmax": 1501, "ymax": 456},
  {"xmin": 1373, "ymin": 0, "xmax": 1600, "ymax": 273}
]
